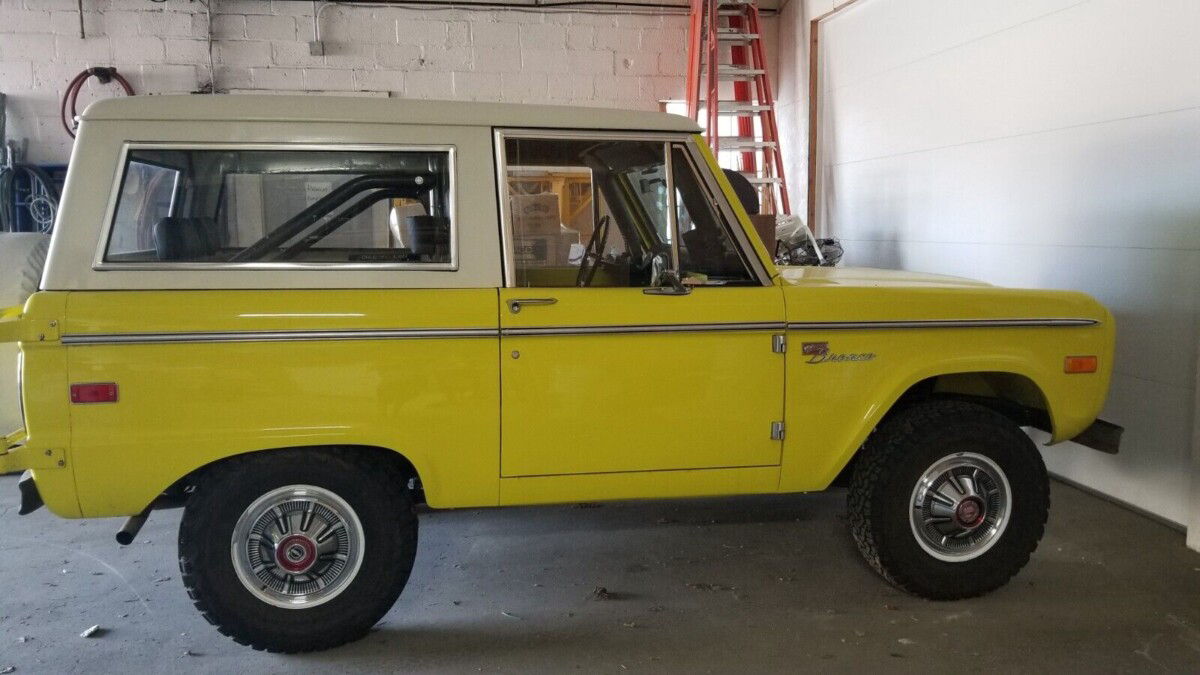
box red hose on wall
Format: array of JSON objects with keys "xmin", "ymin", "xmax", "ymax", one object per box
[{"xmin": 60, "ymin": 67, "xmax": 135, "ymax": 138}]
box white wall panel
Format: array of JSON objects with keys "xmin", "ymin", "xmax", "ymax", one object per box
[
  {"xmin": 830, "ymin": 110, "xmax": 1200, "ymax": 252},
  {"xmin": 822, "ymin": 0, "xmax": 1200, "ymax": 164},
  {"xmin": 821, "ymin": 0, "xmax": 1091, "ymax": 91}
]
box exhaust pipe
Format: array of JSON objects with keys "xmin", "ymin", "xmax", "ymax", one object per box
[{"xmin": 115, "ymin": 506, "xmax": 151, "ymax": 545}]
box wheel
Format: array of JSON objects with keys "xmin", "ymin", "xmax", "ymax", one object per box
[
  {"xmin": 848, "ymin": 399, "xmax": 1049, "ymax": 600},
  {"xmin": 178, "ymin": 448, "xmax": 418, "ymax": 652}
]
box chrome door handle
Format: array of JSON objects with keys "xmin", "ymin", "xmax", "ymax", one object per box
[{"xmin": 507, "ymin": 298, "xmax": 558, "ymax": 314}]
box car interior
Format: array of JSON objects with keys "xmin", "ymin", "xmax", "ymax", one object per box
[{"xmin": 503, "ymin": 137, "xmax": 757, "ymax": 288}]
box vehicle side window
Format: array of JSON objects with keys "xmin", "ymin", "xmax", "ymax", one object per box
[
  {"xmin": 108, "ymin": 160, "xmax": 181, "ymax": 256},
  {"xmin": 502, "ymin": 137, "xmax": 671, "ymax": 288},
  {"xmin": 102, "ymin": 147, "xmax": 454, "ymax": 266},
  {"xmin": 500, "ymin": 137, "xmax": 757, "ymax": 288},
  {"xmin": 671, "ymin": 146, "xmax": 755, "ymax": 285}
]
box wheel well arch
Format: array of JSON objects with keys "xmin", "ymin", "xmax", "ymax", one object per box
[
  {"xmin": 889, "ymin": 371, "xmax": 1051, "ymax": 428},
  {"xmin": 160, "ymin": 444, "xmax": 425, "ymax": 507},
  {"xmin": 831, "ymin": 370, "xmax": 1052, "ymax": 487}
]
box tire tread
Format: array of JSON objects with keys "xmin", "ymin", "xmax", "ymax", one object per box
[
  {"xmin": 178, "ymin": 447, "xmax": 415, "ymax": 653},
  {"xmin": 848, "ymin": 399, "xmax": 1049, "ymax": 600}
]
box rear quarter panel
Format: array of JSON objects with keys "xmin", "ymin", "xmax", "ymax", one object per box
[{"xmin": 63, "ymin": 290, "xmax": 500, "ymax": 516}]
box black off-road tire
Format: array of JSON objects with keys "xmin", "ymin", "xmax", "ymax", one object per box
[
  {"xmin": 178, "ymin": 448, "xmax": 418, "ymax": 653},
  {"xmin": 848, "ymin": 400, "xmax": 1049, "ymax": 600}
]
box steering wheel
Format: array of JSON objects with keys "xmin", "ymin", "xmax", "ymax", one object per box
[{"xmin": 575, "ymin": 215, "xmax": 611, "ymax": 287}]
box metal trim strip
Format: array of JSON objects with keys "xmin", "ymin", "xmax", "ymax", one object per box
[
  {"xmin": 60, "ymin": 328, "xmax": 497, "ymax": 346},
  {"xmin": 61, "ymin": 321, "xmax": 785, "ymax": 345},
  {"xmin": 786, "ymin": 318, "xmax": 1098, "ymax": 330},
  {"xmin": 502, "ymin": 321, "xmax": 784, "ymax": 337},
  {"xmin": 60, "ymin": 318, "xmax": 1097, "ymax": 345}
]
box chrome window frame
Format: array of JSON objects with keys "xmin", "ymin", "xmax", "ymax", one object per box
[
  {"xmin": 93, "ymin": 142, "xmax": 460, "ymax": 272},
  {"xmin": 493, "ymin": 129, "xmax": 771, "ymax": 288},
  {"xmin": 663, "ymin": 141, "xmax": 681, "ymax": 272}
]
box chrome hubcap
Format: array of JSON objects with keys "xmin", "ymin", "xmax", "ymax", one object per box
[
  {"xmin": 909, "ymin": 453, "xmax": 1011, "ymax": 562},
  {"xmin": 231, "ymin": 485, "xmax": 365, "ymax": 609},
  {"xmin": 275, "ymin": 534, "xmax": 319, "ymax": 574}
]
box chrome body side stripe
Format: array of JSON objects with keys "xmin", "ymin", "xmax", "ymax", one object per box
[
  {"xmin": 60, "ymin": 328, "xmax": 498, "ymax": 346},
  {"xmin": 60, "ymin": 318, "xmax": 1097, "ymax": 345},
  {"xmin": 501, "ymin": 322, "xmax": 785, "ymax": 337},
  {"xmin": 61, "ymin": 322, "xmax": 784, "ymax": 345},
  {"xmin": 787, "ymin": 318, "xmax": 1098, "ymax": 331}
]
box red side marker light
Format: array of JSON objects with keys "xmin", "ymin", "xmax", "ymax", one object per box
[
  {"xmin": 1063, "ymin": 356, "xmax": 1098, "ymax": 374},
  {"xmin": 70, "ymin": 383, "xmax": 119, "ymax": 404}
]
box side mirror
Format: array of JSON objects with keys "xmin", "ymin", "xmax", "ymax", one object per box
[
  {"xmin": 644, "ymin": 264, "xmax": 691, "ymax": 296},
  {"xmin": 649, "ymin": 252, "xmax": 666, "ymax": 287}
]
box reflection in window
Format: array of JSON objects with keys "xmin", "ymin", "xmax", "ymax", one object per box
[
  {"xmin": 108, "ymin": 160, "xmax": 180, "ymax": 255},
  {"xmin": 103, "ymin": 148, "xmax": 453, "ymax": 265}
]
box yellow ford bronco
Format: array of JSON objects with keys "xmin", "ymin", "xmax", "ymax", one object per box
[{"xmin": 0, "ymin": 95, "xmax": 1119, "ymax": 653}]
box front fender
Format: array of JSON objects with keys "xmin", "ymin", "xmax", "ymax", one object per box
[{"xmin": 778, "ymin": 321, "xmax": 1113, "ymax": 493}]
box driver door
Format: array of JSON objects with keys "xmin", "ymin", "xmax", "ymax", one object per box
[{"xmin": 496, "ymin": 132, "xmax": 785, "ymax": 479}]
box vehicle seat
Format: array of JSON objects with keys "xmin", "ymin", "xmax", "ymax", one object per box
[{"xmin": 154, "ymin": 217, "xmax": 221, "ymax": 261}]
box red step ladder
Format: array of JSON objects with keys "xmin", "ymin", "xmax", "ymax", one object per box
[{"xmin": 685, "ymin": 0, "xmax": 790, "ymax": 215}]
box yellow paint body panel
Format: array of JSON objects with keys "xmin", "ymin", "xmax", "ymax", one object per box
[
  {"xmin": 1, "ymin": 293, "xmax": 79, "ymax": 517},
  {"xmin": 498, "ymin": 287, "xmax": 784, "ymax": 478},
  {"xmin": 776, "ymin": 267, "xmax": 1114, "ymax": 492},
  {"xmin": 1, "ymin": 136, "xmax": 1117, "ymax": 520},
  {"xmin": 58, "ymin": 290, "xmax": 500, "ymax": 516},
  {"xmin": 4, "ymin": 275, "xmax": 1116, "ymax": 517}
]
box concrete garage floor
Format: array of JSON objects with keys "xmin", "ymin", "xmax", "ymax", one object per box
[{"xmin": 2, "ymin": 476, "xmax": 1199, "ymax": 674}]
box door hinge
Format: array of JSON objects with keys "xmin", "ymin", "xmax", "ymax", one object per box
[
  {"xmin": 770, "ymin": 421, "xmax": 786, "ymax": 441},
  {"xmin": 772, "ymin": 333, "xmax": 787, "ymax": 353}
]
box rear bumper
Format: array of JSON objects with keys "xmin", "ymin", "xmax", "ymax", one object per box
[
  {"xmin": 17, "ymin": 470, "xmax": 43, "ymax": 514},
  {"xmin": 1070, "ymin": 418, "xmax": 1123, "ymax": 454},
  {"xmin": 2, "ymin": 430, "xmax": 78, "ymax": 517},
  {"xmin": 3, "ymin": 441, "xmax": 49, "ymax": 515}
]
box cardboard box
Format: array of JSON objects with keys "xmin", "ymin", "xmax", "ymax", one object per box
[
  {"xmin": 513, "ymin": 230, "xmax": 580, "ymax": 267},
  {"xmin": 510, "ymin": 193, "xmax": 561, "ymax": 236},
  {"xmin": 748, "ymin": 214, "xmax": 777, "ymax": 254}
]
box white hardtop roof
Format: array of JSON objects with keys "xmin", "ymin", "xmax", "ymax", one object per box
[{"xmin": 81, "ymin": 94, "xmax": 701, "ymax": 133}]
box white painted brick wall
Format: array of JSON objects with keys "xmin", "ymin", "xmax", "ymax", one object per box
[{"xmin": 0, "ymin": 0, "xmax": 778, "ymax": 164}]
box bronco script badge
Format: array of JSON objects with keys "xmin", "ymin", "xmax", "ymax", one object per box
[{"xmin": 802, "ymin": 341, "xmax": 876, "ymax": 364}]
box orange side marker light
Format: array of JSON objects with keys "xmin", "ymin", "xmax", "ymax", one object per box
[{"xmin": 1064, "ymin": 356, "xmax": 1098, "ymax": 374}]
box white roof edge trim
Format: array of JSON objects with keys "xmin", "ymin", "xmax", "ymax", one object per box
[{"xmin": 80, "ymin": 95, "xmax": 702, "ymax": 133}]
